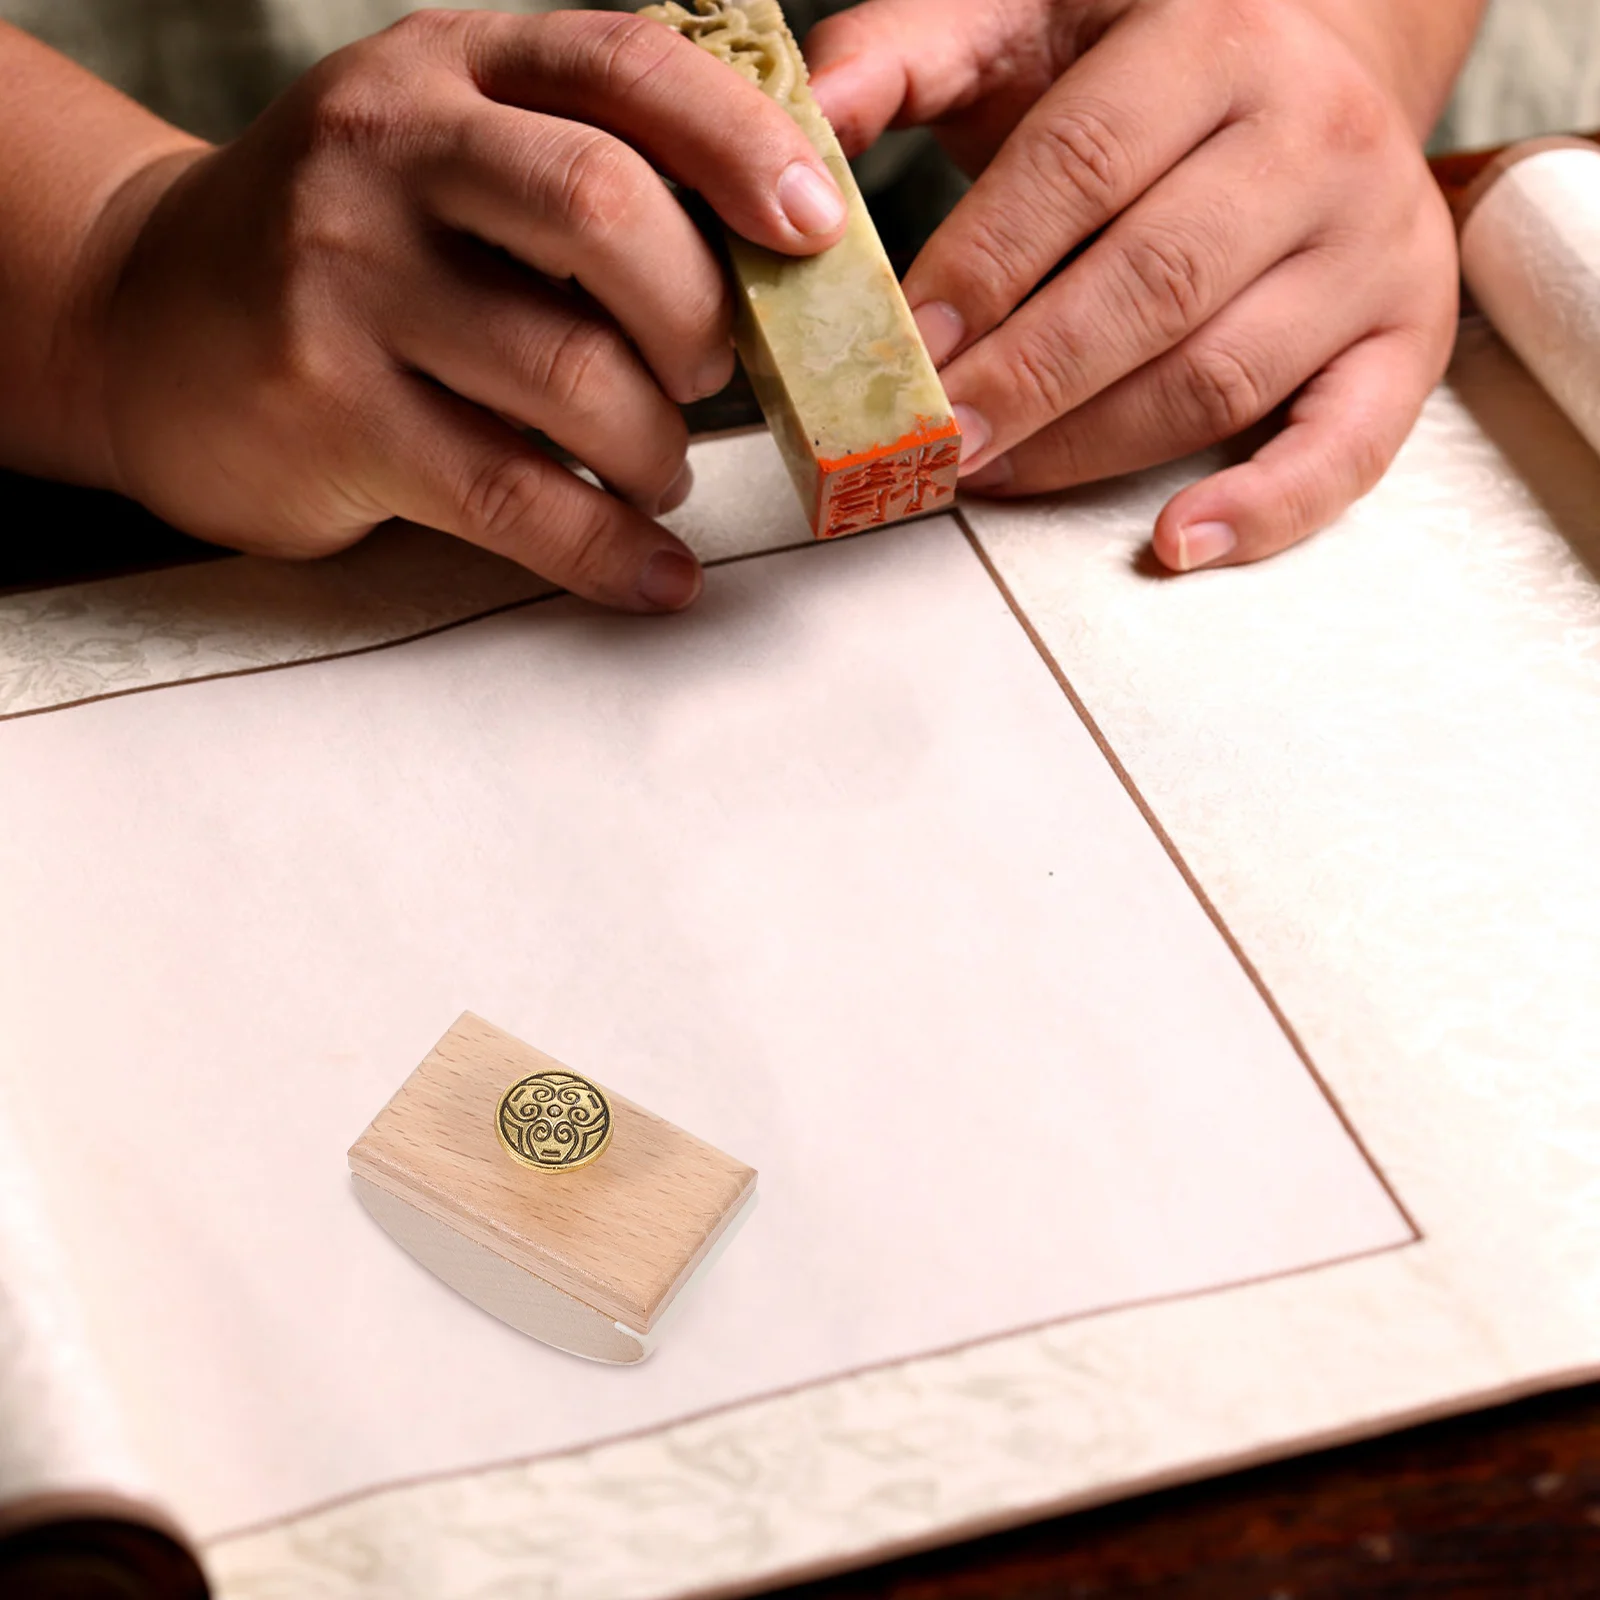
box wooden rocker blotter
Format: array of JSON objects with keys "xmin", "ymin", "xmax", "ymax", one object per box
[{"xmin": 348, "ymin": 1013, "xmax": 758, "ymax": 1363}]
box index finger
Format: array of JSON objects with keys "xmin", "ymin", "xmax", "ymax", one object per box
[
  {"xmin": 459, "ymin": 10, "xmax": 850, "ymax": 254},
  {"xmin": 901, "ymin": 3, "xmax": 1238, "ymax": 365}
]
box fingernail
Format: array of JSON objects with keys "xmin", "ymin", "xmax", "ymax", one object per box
[
  {"xmin": 637, "ymin": 548, "xmax": 702, "ymax": 610},
  {"xmin": 961, "ymin": 454, "xmax": 1012, "ymax": 492},
  {"xmin": 912, "ymin": 301, "xmax": 964, "ymax": 367},
  {"xmin": 692, "ymin": 348, "xmax": 735, "ymax": 400},
  {"xmin": 778, "ymin": 161, "xmax": 847, "ymax": 237},
  {"xmin": 952, "ymin": 404, "xmax": 990, "ymax": 465},
  {"xmin": 1175, "ymin": 521, "xmax": 1237, "ymax": 571},
  {"xmin": 658, "ymin": 461, "xmax": 694, "ymax": 515}
]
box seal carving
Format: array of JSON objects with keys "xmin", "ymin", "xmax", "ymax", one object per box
[{"xmin": 496, "ymin": 1070, "xmax": 613, "ymax": 1172}]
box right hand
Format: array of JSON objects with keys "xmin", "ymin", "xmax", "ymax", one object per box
[
  {"xmin": 94, "ymin": 8, "xmax": 848, "ymax": 610},
  {"xmin": 806, "ymin": 0, "xmax": 1460, "ymax": 576}
]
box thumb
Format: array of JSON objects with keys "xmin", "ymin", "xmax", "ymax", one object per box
[{"xmin": 805, "ymin": 0, "xmax": 998, "ymax": 155}]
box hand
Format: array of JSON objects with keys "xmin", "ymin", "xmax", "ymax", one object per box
[
  {"xmin": 807, "ymin": 0, "xmax": 1468, "ymax": 571},
  {"xmin": 94, "ymin": 9, "xmax": 848, "ymax": 609}
]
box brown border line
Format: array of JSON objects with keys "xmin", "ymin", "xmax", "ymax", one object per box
[
  {"xmin": 953, "ymin": 508, "xmax": 1422, "ymax": 1241},
  {"xmin": 208, "ymin": 1230, "xmax": 1418, "ymax": 1549},
  {"xmin": 0, "ymin": 510, "xmax": 1424, "ymax": 1550},
  {"xmin": 0, "ymin": 534, "xmax": 820, "ymax": 726},
  {"xmin": 0, "ymin": 513, "xmax": 1428, "ymax": 1223},
  {"xmin": 204, "ymin": 513, "xmax": 1421, "ymax": 1549},
  {"xmin": 0, "ymin": 593, "xmax": 549, "ymax": 725}
]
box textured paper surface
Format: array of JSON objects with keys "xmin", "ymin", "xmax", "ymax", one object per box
[
  {"xmin": 0, "ymin": 321, "xmax": 1596, "ymax": 1600},
  {"xmin": 209, "ymin": 325, "xmax": 1600, "ymax": 1596},
  {"xmin": 0, "ymin": 515, "xmax": 1405, "ymax": 1540}
]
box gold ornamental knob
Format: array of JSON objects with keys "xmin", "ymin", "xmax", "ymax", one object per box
[{"xmin": 496, "ymin": 1070, "xmax": 613, "ymax": 1172}]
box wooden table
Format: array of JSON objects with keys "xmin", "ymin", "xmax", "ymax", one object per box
[{"xmin": 3, "ymin": 138, "xmax": 1597, "ymax": 1600}]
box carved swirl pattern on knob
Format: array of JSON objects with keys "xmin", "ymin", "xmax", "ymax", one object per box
[{"xmin": 496, "ymin": 1070, "xmax": 613, "ymax": 1172}]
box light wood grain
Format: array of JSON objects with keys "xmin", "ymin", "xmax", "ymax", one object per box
[{"xmin": 348, "ymin": 1013, "xmax": 757, "ymax": 1333}]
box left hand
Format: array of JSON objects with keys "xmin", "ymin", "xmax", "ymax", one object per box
[{"xmin": 806, "ymin": 0, "xmax": 1463, "ymax": 571}]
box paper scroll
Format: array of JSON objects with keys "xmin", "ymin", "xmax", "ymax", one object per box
[{"xmin": 1459, "ymin": 138, "xmax": 1600, "ymax": 456}]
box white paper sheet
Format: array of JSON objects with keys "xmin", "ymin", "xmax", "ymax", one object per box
[{"xmin": 0, "ymin": 515, "xmax": 1408, "ymax": 1540}]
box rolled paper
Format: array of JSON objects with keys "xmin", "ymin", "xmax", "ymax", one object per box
[
  {"xmin": 642, "ymin": 0, "xmax": 960, "ymax": 538},
  {"xmin": 1458, "ymin": 137, "xmax": 1600, "ymax": 457}
]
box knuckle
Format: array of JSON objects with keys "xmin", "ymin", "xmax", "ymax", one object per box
[
  {"xmin": 567, "ymin": 11, "xmax": 677, "ymax": 99},
  {"xmin": 532, "ymin": 318, "xmax": 618, "ymax": 415},
  {"xmin": 267, "ymin": 318, "xmax": 349, "ymax": 400},
  {"xmin": 1319, "ymin": 74, "xmax": 1391, "ymax": 162},
  {"xmin": 256, "ymin": 273, "xmax": 379, "ymax": 404},
  {"xmin": 1009, "ymin": 329, "xmax": 1092, "ymax": 420},
  {"xmin": 301, "ymin": 14, "xmax": 464, "ymax": 160},
  {"xmin": 1116, "ymin": 228, "xmax": 1212, "ymax": 343},
  {"xmin": 381, "ymin": 7, "xmax": 462, "ymax": 53},
  {"xmin": 301, "ymin": 63, "xmax": 418, "ymax": 168},
  {"xmin": 1026, "ymin": 100, "xmax": 1128, "ymax": 216},
  {"xmin": 957, "ymin": 211, "xmax": 1048, "ymax": 325},
  {"xmin": 1176, "ymin": 343, "xmax": 1266, "ymax": 439},
  {"xmin": 553, "ymin": 130, "xmax": 641, "ymax": 251},
  {"xmin": 463, "ymin": 455, "xmax": 559, "ymax": 551},
  {"xmin": 553, "ymin": 507, "xmax": 625, "ymax": 593},
  {"xmin": 280, "ymin": 178, "xmax": 371, "ymax": 272}
]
